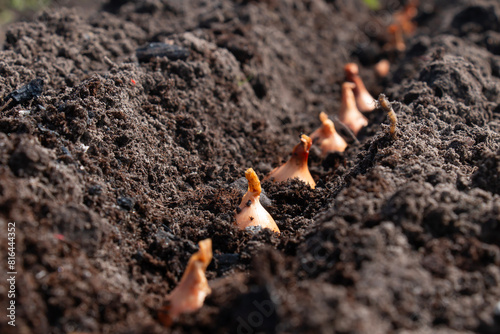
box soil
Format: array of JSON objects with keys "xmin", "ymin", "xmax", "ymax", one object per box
[{"xmin": 0, "ymin": 0, "xmax": 499, "ymax": 333}]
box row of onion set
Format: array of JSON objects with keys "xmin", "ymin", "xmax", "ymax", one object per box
[{"xmin": 158, "ymin": 63, "xmax": 380, "ymax": 326}]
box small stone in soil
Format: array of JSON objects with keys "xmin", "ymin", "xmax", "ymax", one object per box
[
  {"xmin": 117, "ymin": 196, "xmax": 134, "ymax": 211},
  {"xmin": 245, "ymin": 225, "xmax": 262, "ymax": 233},
  {"xmin": 88, "ymin": 185, "xmax": 102, "ymax": 196},
  {"xmin": 3, "ymin": 79, "xmax": 44, "ymax": 106}
]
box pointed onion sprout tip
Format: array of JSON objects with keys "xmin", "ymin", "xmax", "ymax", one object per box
[
  {"xmin": 339, "ymin": 82, "xmax": 368, "ymax": 136},
  {"xmin": 245, "ymin": 168, "xmax": 261, "ymax": 194},
  {"xmin": 158, "ymin": 238, "xmax": 213, "ymax": 327},
  {"xmin": 236, "ymin": 169, "xmax": 279, "ymax": 233},
  {"xmin": 264, "ymin": 135, "xmax": 316, "ymax": 189},
  {"xmin": 344, "ymin": 63, "xmax": 376, "ymax": 112},
  {"xmin": 319, "ymin": 111, "xmax": 329, "ymax": 123},
  {"xmin": 310, "ymin": 112, "xmax": 347, "ymax": 156}
]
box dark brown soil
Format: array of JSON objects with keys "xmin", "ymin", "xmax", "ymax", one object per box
[{"xmin": 1, "ymin": 0, "xmax": 499, "ymax": 333}]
